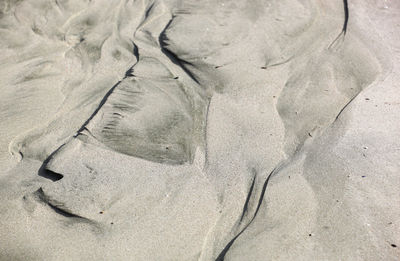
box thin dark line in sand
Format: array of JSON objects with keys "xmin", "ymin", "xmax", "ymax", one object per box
[
  {"xmin": 215, "ymin": 168, "xmax": 276, "ymax": 261},
  {"xmin": 159, "ymin": 16, "xmax": 201, "ymax": 85},
  {"xmin": 239, "ymin": 172, "xmax": 256, "ymax": 223},
  {"xmin": 328, "ymin": 0, "xmax": 349, "ymax": 49}
]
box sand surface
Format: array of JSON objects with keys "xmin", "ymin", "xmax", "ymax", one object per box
[{"xmin": 0, "ymin": 0, "xmax": 399, "ymax": 260}]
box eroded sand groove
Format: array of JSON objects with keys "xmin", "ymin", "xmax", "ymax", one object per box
[{"xmin": 1, "ymin": 0, "xmax": 396, "ymax": 260}]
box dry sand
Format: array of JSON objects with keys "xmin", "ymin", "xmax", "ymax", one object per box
[{"xmin": 0, "ymin": 0, "xmax": 399, "ymax": 260}]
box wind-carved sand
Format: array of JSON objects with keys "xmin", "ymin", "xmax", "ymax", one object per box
[{"xmin": 0, "ymin": 0, "xmax": 399, "ymax": 260}]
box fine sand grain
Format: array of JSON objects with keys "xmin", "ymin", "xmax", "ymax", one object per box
[{"xmin": 0, "ymin": 0, "xmax": 399, "ymax": 260}]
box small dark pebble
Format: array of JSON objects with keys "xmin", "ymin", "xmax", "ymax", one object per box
[
  {"xmin": 99, "ymin": 211, "xmax": 104, "ymax": 214},
  {"xmin": 174, "ymin": 76, "xmax": 179, "ymax": 79},
  {"xmin": 309, "ymin": 234, "xmax": 312, "ymax": 237},
  {"xmin": 361, "ymin": 176, "xmax": 366, "ymax": 178},
  {"xmin": 261, "ymin": 66, "xmax": 267, "ymax": 69},
  {"xmin": 365, "ymin": 98, "xmax": 370, "ymax": 100},
  {"xmin": 215, "ymin": 66, "xmax": 221, "ymax": 69},
  {"xmin": 166, "ymin": 147, "xmax": 169, "ymax": 150},
  {"xmin": 111, "ymin": 222, "xmax": 114, "ymax": 225},
  {"xmin": 391, "ymin": 244, "xmax": 397, "ymax": 248},
  {"xmin": 308, "ymin": 133, "xmax": 312, "ymax": 137}
]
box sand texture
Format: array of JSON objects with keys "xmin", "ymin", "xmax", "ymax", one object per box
[{"xmin": 0, "ymin": 0, "xmax": 399, "ymax": 260}]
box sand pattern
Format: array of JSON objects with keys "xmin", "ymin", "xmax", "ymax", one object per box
[{"xmin": 0, "ymin": 0, "xmax": 399, "ymax": 260}]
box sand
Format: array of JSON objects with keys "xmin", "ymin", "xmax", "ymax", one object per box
[{"xmin": 0, "ymin": 0, "xmax": 399, "ymax": 260}]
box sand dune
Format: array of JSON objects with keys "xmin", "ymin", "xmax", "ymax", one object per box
[{"xmin": 0, "ymin": 0, "xmax": 399, "ymax": 260}]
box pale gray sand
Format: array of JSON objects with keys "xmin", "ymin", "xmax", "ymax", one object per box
[{"xmin": 0, "ymin": 0, "xmax": 399, "ymax": 260}]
